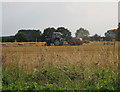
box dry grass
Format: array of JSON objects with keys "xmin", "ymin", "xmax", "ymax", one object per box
[{"xmin": 2, "ymin": 41, "xmax": 118, "ymax": 72}]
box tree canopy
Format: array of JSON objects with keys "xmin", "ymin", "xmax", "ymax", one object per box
[
  {"xmin": 15, "ymin": 32, "xmax": 28, "ymax": 42},
  {"xmin": 3, "ymin": 25, "xmax": 120, "ymax": 42},
  {"xmin": 16, "ymin": 29, "xmax": 42, "ymax": 42},
  {"xmin": 43, "ymin": 27, "xmax": 56, "ymax": 38},
  {"xmin": 116, "ymin": 23, "xmax": 120, "ymax": 41},
  {"xmin": 42, "ymin": 27, "xmax": 72, "ymax": 41},
  {"xmin": 90, "ymin": 34, "xmax": 101, "ymax": 41},
  {"xmin": 42, "ymin": 27, "xmax": 56, "ymax": 41},
  {"xmin": 104, "ymin": 30, "xmax": 117, "ymax": 41},
  {"xmin": 33, "ymin": 30, "xmax": 42, "ymax": 42},
  {"xmin": 56, "ymin": 27, "xmax": 72, "ymax": 41},
  {"xmin": 75, "ymin": 28, "xmax": 90, "ymax": 40}
]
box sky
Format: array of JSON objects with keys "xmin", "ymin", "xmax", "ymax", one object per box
[
  {"xmin": 2, "ymin": 2, "xmax": 118, "ymax": 37},
  {"xmin": 118, "ymin": 1, "xmax": 120, "ymax": 23}
]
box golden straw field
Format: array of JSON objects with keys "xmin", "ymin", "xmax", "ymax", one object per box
[
  {"xmin": 1, "ymin": 41, "xmax": 119, "ymax": 90},
  {"xmin": 2, "ymin": 41, "xmax": 118, "ymax": 72}
]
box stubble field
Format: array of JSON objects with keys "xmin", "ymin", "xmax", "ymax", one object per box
[{"xmin": 1, "ymin": 41, "xmax": 119, "ymax": 90}]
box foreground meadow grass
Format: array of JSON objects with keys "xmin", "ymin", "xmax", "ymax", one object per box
[{"xmin": 1, "ymin": 41, "xmax": 120, "ymax": 90}]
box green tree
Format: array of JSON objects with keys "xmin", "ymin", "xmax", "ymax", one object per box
[
  {"xmin": 116, "ymin": 23, "xmax": 120, "ymax": 41},
  {"xmin": 15, "ymin": 32, "xmax": 28, "ymax": 42},
  {"xmin": 90, "ymin": 34, "xmax": 101, "ymax": 41},
  {"xmin": 42, "ymin": 27, "xmax": 56, "ymax": 41},
  {"xmin": 17, "ymin": 29, "xmax": 42, "ymax": 42},
  {"xmin": 104, "ymin": 30, "xmax": 117, "ymax": 41},
  {"xmin": 75, "ymin": 28, "xmax": 90, "ymax": 40},
  {"xmin": 56, "ymin": 27, "xmax": 72, "ymax": 41},
  {"xmin": 33, "ymin": 30, "xmax": 42, "ymax": 42}
]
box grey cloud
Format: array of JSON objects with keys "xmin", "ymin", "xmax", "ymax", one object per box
[{"xmin": 2, "ymin": 2, "xmax": 118, "ymax": 37}]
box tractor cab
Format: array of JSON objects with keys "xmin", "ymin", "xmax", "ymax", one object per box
[
  {"xmin": 45, "ymin": 32, "xmax": 64, "ymax": 46},
  {"xmin": 52, "ymin": 32, "xmax": 63, "ymax": 39}
]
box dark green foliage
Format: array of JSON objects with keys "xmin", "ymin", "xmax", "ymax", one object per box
[
  {"xmin": 56, "ymin": 27, "xmax": 72, "ymax": 41},
  {"xmin": 2, "ymin": 63, "xmax": 119, "ymax": 91},
  {"xmin": 104, "ymin": 30, "xmax": 118, "ymax": 41},
  {"xmin": 116, "ymin": 30, "xmax": 120, "ymax": 41},
  {"xmin": 42, "ymin": 27, "xmax": 56, "ymax": 41},
  {"xmin": 17, "ymin": 29, "xmax": 42, "ymax": 42},
  {"xmin": 90, "ymin": 34, "xmax": 101, "ymax": 41},
  {"xmin": 117, "ymin": 23, "xmax": 120, "ymax": 41},
  {"xmin": 43, "ymin": 27, "xmax": 56, "ymax": 38},
  {"xmin": 15, "ymin": 32, "xmax": 29, "ymax": 42},
  {"xmin": 2, "ymin": 70, "xmax": 13, "ymax": 86},
  {"xmin": 42, "ymin": 27, "xmax": 72, "ymax": 41},
  {"xmin": 75, "ymin": 28, "xmax": 90, "ymax": 40},
  {"xmin": 2, "ymin": 23, "xmax": 120, "ymax": 42},
  {"xmin": 104, "ymin": 33, "xmax": 113, "ymax": 41},
  {"xmin": 2, "ymin": 36, "xmax": 15, "ymax": 42},
  {"xmin": 33, "ymin": 30, "xmax": 42, "ymax": 42}
]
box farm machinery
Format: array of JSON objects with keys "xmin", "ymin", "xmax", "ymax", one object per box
[
  {"xmin": 67, "ymin": 38, "xmax": 89, "ymax": 45},
  {"xmin": 45, "ymin": 32, "xmax": 89, "ymax": 46},
  {"xmin": 45, "ymin": 32, "xmax": 64, "ymax": 46}
]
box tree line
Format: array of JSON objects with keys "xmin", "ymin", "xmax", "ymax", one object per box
[{"xmin": 2, "ymin": 25, "xmax": 120, "ymax": 42}]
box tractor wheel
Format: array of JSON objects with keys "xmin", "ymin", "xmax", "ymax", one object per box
[
  {"xmin": 45, "ymin": 42, "xmax": 51, "ymax": 46},
  {"xmin": 54, "ymin": 40, "xmax": 60, "ymax": 46},
  {"xmin": 47, "ymin": 42, "xmax": 51, "ymax": 46},
  {"xmin": 60, "ymin": 41, "xmax": 63, "ymax": 46}
]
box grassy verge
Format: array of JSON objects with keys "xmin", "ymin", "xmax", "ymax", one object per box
[{"xmin": 2, "ymin": 62, "xmax": 119, "ymax": 91}]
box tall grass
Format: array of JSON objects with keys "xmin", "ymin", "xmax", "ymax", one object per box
[
  {"xmin": 2, "ymin": 63, "xmax": 119, "ymax": 90},
  {"xmin": 2, "ymin": 42, "xmax": 119, "ymax": 90}
]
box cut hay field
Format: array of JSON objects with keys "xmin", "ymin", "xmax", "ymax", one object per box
[{"xmin": 1, "ymin": 41, "xmax": 119, "ymax": 90}]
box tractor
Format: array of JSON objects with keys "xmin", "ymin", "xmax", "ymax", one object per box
[{"xmin": 45, "ymin": 32, "xmax": 64, "ymax": 46}]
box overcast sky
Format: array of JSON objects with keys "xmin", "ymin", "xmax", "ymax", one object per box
[{"xmin": 2, "ymin": 2, "xmax": 118, "ymax": 37}]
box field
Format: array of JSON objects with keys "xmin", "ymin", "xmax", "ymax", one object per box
[{"xmin": 1, "ymin": 41, "xmax": 120, "ymax": 90}]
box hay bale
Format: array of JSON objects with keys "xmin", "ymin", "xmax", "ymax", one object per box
[
  {"xmin": 29, "ymin": 42, "xmax": 36, "ymax": 44},
  {"xmin": 63, "ymin": 41, "xmax": 68, "ymax": 45},
  {"xmin": 40, "ymin": 42, "xmax": 46, "ymax": 46},
  {"xmin": 1, "ymin": 43, "xmax": 7, "ymax": 46},
  {"xmin": 18, "ymin": 43, "xmax": 24, "ymax": 45}
]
